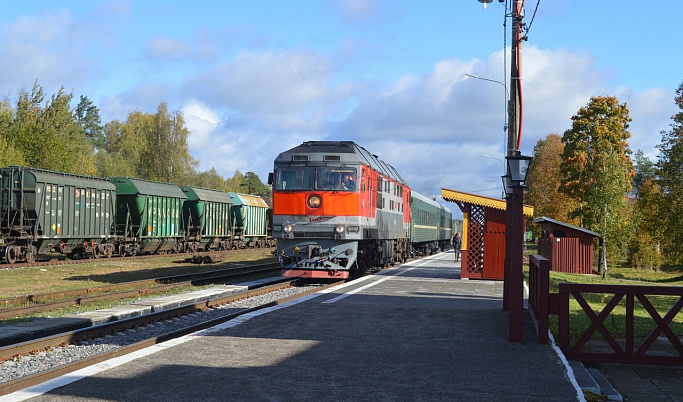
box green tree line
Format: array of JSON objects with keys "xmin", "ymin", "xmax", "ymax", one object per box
[
  {"xmin": 0, "ymin": 81, "xmax": 271, "ymax": 197},
  {"xmin": 525, "ymin": 80, "xmax": 683, "ymax": 272}
]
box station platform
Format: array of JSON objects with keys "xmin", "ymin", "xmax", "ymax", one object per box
[{"xmin": 4, "ymin": 252, "xmax": 583, "ymax": 401}]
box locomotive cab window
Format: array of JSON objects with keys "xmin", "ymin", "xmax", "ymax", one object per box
[
  {"xmin": 316, "ymin": 167, "xmax": 357, "ymax": 191},
  {"xmin": 274, "ymin": 167, "xmax": 314, "ymax": 190}
]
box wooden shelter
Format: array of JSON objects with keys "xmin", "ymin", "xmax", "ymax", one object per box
[
  {"xmin": 442, "ymin": 188, "xmax": 533, "ymax": 280},
  {"xmin": 533, "ymin": 217, "xmax": 599, "ymax": 274}
]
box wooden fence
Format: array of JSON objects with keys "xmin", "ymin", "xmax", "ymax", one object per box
[{"xmin": 527, "ymin": 254, "xmax": 683, "ymax": 365}]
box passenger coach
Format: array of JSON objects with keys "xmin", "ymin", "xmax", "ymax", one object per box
[{"xmin": 410, "ymin": 192, "xmax": 453, "ymax": 255}]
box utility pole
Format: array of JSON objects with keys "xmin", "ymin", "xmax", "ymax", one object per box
[
  {"xmin": 506, "ymin": 0, "xmax": 525, "ymax": 344},
  {"xmin": 478, "ymin": 0, "xmax": 526, "ymax": 343},
  {"xmin": 508, "ymin": 0, "xmax": 522, "ymax": 158}
]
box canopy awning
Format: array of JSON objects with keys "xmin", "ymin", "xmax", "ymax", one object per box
[{"xmin": 441, "ymin": 188, "xmax": 534, "ymax": 217}]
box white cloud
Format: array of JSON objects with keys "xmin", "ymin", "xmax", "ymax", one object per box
[
  {"xmin": 169, "ymin": 43, "xmax": 676, "ymax": 210},
  {"xmin": 183, "ymin": 100, "xmax": 220, "ymax": 148},
  {"xmin": 335, "ymin": 0, "xmax": 388, "ymax": 24},
  {"xmin": 0, "ymin": 9, "xmax": 90, "ymax": 95},
  {"xmin": 145, "ymin": 35, "xmax": 215, "ymax": 62},
  {"xmin": 615, "ymin": 86, "xmax": 676, "ymax": 160}
]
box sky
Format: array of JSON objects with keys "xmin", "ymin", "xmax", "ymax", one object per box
[{"xmin": 1, "ymin": 1, "xmax": 681, "ymax": 217}]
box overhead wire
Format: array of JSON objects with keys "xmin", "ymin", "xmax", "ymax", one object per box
[{"xmin": 525, "ymin": 0, "xmax": 542, "ymax": 37}]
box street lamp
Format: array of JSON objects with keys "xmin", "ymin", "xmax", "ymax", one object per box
[
  {"xmin": 466, "ymin": 73, "xmax": 509, "ymax": 134},
  {"xmin": 501, "ymin": 174, "xmax": 511, "ymax": 198},
  {"xmin": 477, "ymin": 0, "xmax": 493, "ymax": 10},
  {"xmin": 465, "ymin": 73, "xmax": 509, "ymax": 100},
  {"xmin": 506, "ymin": 152, "xmax": 532, "ymax": 185}
]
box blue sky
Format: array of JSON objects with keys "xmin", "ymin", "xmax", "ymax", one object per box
[{"xmin": 1, "ymin": 1, "xmax": 681, "ymax": 216}]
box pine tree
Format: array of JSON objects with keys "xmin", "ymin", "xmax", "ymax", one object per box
[{"xmin": 75, "ymin": 95, "xmax": 104, "ymax": 149}]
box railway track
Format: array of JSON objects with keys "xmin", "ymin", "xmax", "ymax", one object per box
[
  {"xmin": 0, "ymin": 278, "xmax": 344, "ymax": 396},
  {"xmin": 1, "ymin": 247, "xmax": 275, "ymax": 269},
  {"xmin": 0, "ymin": 261, "xmax": 280, "ymax": 320}
]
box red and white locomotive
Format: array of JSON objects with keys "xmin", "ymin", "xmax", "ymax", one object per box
[{"xmin": 270, "ymin": 141, "xmax": 411, "ymax": 279}]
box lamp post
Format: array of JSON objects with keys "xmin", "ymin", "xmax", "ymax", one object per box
[
  {"xmin": 505, "ymin": 152, "xmax": 531, "ymax": 343},
  {"xmin": 465, "ymin": 73, "xmax": 510, "ymax": 103},
  {"xmin": 467, "ymin": 74, "xmax": 509, "ymax": 156}
]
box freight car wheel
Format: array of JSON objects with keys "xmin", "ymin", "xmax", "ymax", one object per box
[
  {"xmin": 25, "ymin": 246, "xmax": 37, "ymax": 263},
  {"xmin": 5, "ymin": 246, "xmax": 18, "ymax": 264}
]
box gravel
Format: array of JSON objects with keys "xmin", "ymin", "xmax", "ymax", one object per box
[{"xmin": 0, "ymin": 284, "xmax": 321, "ymax": 384}]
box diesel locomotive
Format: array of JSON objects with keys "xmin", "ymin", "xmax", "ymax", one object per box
[
  {"xmin": 0, "ymin": 166, "xmax": 273, "ymax": 264},
  {"xmin": 270, "ymin": 141, "xmax": 451, "ymax": 279}
]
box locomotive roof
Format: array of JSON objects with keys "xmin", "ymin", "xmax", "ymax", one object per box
[{"xmin": 275, "ymin": 141, "xmax": 408, "ymax": 186}]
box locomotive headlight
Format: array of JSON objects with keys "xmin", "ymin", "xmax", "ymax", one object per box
[
  {"xmin": 307, "ymin": 195, "xmax": 322, "ymax": 208},
  {"xmin": 335, "ymin": 225, "xmax": 344, "ymax": 234},
  {"xmin": 283, "ymin": 224, "xmax": 293, "ymax": 232}
]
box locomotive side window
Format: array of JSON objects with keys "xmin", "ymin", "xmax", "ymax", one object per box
[{"xmin": 274, "ymin": 167, "xmax": 314, "ymax": 190}]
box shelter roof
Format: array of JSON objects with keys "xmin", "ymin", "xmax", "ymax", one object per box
[
  {"xmin": 533, "ymin": 216, "xmax": 600, "ymax": 237},
  {"xmin": 441, "ymin": 188, "xmax": 534, "ymax": 217}
]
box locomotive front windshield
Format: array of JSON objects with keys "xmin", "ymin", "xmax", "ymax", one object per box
[
  {"xmin": 274, "ymin": 167, "xmax": 358, "ymax": 191},
  {"xmin": 274, "ymin": 167, "xmax": 315, "ymax": 190}
]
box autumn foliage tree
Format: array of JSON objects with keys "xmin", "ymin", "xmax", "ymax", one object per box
[
  {"xmin": 560, "ymin": 96, "xmax": 635, "ymax": 274},
  {"xmin": 525, "ymin": 133, "xmax": 579, "ymax": 236}
]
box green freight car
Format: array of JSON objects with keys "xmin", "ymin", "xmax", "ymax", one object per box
[
  {"xmin": 110, "ymin": 177, "xmax": 187, "ymax": 255},
  {"xmin": 0, "ymin": 166, "xmax": 116, "ymax": 263},
  {"xmin": 228, "ymin": 193, "xmax": 274, "ymax": 248},
  {"xmin": 181, "ymin": 186, "xmax": 235, "ymax": 251}
]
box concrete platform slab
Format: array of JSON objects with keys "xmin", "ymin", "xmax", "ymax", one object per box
[
  {"xmin": 0, "ymin": 317, "xmax": 92, "ymax": 346},
  {"xmin": 65, "ymin": 305, "xmax": 153, "ymax": 326}
]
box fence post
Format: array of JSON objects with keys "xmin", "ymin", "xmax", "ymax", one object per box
[
  {"xmin": 537, "ymin": 256, "xmax": 550, "ymax": 344},
  {"xmin": 558, "ymin": 283, "xmax": 569, "ymax": 352},
  {"xmin": 528, "ymin": 255, "xmax": 550, "ymax": 344}
]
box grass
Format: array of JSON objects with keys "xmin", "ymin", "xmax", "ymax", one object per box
[
  {"xmin": 526, "ymin": 261, "xmax": 683, "ymax": 345},
  {"xmin": 0, "ymin": 249, "xmax": 276, "ymax": 298},
  {"xmin": 0, "ymin": 249, "xmax": 277, "ymax": 324}
]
